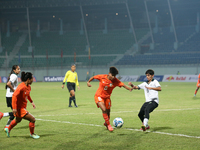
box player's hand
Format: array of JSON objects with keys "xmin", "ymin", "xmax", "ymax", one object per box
[
  {"xmin": 128, "ymin": 82, "xmax": 134, "ymax": 87},
  {"xmin": 87, "ymin": 82, "xmax": 92, "ymax": 87},
  {"xmin": 78, "ymin": 86, "xmax": 80, "ymax": 90},
  {"xmin": 13, "ymin": 109, "xmax": 17, "ymax": 115},
  {"xmin": 31, "ymin": 102, "xmax": 36, "ymax": 109},
  {"xmin": 61, "ymin": 85, "xmax": 64, "ymax": 89}
]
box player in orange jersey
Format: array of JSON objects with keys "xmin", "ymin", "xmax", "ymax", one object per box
[
  {"xmin": 194, "ymin": 73, "xmax": 200, "ymax": 96},
  {"xmin": 4, "ymin": 72, "xmax": 40, "ymax": 139},
  {"xmin": 87, "ymin": 67, "xmax": 133, "ymax": 132}
]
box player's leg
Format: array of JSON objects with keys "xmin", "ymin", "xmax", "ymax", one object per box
[
  {"xmin": 143, "ymin": 101, "xmax": 158, "ymax": 128},
  {"xmin": 69, "ymin": 93, "xmax": 73, "ymax": 107},
  {"xmin": 0, "ymin": 112, "xmax": 13, "ymax": 120},
  {"xmin": 194, "ymin": 86, "xmax": 199, "ymax": 96},
  {"xmin": 5, "ymin": 117, "xmax": 22, "ymax": 137},
  {"xmin": 23, "ymin": 113, "xmax": 40, "ymax": 139},
  {"xmin": 99, "ymin": 99, "xmax": 113, "ymax": 131},
  {"xmin": 71, "ymin": 83, "xmax": 78, "ymax": 107},
  {"xmin": 98, "ymin": 102, "xmax": 113, "ymax": 131},
  {"xmin": 5, "ymin": 97, "xmax": 15, "ymax": 128},
  {"xmin": 70, "ymin": 89, "xmax": 78, "ymax": 107},
  {"xmin": 67, "ymin": 82, "xmax": 75, "ymax": 107},
  {"xmin": 138, "ymin": 102, "xmax": 147, "ymax": 123}
]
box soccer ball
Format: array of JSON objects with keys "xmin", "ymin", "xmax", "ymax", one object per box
[{"xmin": 113, "ymin": 117, "xmax": 124, "ymax": 128}]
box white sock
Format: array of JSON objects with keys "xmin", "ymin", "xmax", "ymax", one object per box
[
  {"xmin": 3, "ymin": 113, "xmax": 9, "ymax": 117},
  {"xmin": 143, "ymin": 118, "xmax": 149, "ymax": 127}
]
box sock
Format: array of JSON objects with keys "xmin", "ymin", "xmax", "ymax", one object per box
[
  {"xmin": 103, "ymin": 113, "xmax": 110, "ymax": 125},
  {"xmin": 195, "ymin": 90, "xmax": 197, "ymax": 94},
  {"xmin": 69, "ymin": 97, "xmax": 72, "ymax": 106},
  {"xmin": 8, "ymin": 119, "xmax": 17, "ymax": 131},
  {"xmin": 6, "ymin": 119, "xmax": 12, "ymax": 126},
  {"xmin": 143, "ymin": 118, "xmax": 149, "ymax": 127},
  {"xmin": 29, "ymin": 122, "xmax": 35, "ymax": 135},
  {"xmin": 3, "ymin": 112, "xmax": 9, "ymax": 117},
  {"xmin": 72, "ymin": 96, "xmax": 77, "ymax": 106}
]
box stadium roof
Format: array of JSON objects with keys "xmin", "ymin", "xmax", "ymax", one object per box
[{"xmin": 0, "ymin": 0, "xmax": 127, "ymax": 9}]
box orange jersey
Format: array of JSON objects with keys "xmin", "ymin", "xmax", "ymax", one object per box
[
  {"xmin": 94, "ymin": 74, "xmax": 124, "ymax": 98},
  {"xmin": 197, "ymin": 74, "xmax": 200, "ymax": 87},
  {"xmin": 198, "ymin": 74, "xmax": 200, "ymax": 83},
  {"xmin": 12, "ymin": 82, "xmax": 32, "ymax": 110}
]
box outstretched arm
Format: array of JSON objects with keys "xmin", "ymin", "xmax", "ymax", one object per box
[
  {"xmin": 87, "ymin": 76, "xmax": 95, "ymax": 87},
  {"xmin": 123, "ymin": 84, "xmax": 134, "ymax": 91},
  {"xmin": 128, "ymin": 82, "xmax": 139, "ymax": 90}
]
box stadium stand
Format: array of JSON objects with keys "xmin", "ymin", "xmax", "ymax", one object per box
[
  {"xmin": 115, "ymin": 53, "xmax": 200, "ymax": 66},
  {"xmin": 1, "ymin": 32, "xmax": 22, "ymax": 55}
]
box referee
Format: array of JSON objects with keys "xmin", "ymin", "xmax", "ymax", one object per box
[{"xmin": 62, "ymin": 64, "xmax": 80, "ymax": 107}]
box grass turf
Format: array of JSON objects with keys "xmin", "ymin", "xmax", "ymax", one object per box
[{"xmin": 0, "ymin": 81, "xmax": 200, "ymax": 150}]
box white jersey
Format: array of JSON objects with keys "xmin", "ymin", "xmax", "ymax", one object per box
[
  {"xmin": 6, "ymin": 74, "xmax": 18, "ymax": 97},
  {"xmin": 138, "ymin": 79, "xmax": 161, "ymax": 104}
]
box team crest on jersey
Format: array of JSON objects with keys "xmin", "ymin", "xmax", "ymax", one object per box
[{"xmin": 110, "ymin": 83, "xmax": 113, "ymax": 87}]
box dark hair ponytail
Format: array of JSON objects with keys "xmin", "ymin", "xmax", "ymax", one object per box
[
  {"xmin": 5, "ymin": 65, "xmax": 19, "ymax": 89},
  {"xmin": 21, "ymin": 72, "xmax": 33, "ymax": 82}
]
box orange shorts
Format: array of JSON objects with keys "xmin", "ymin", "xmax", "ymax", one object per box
[
  {"xmin": 94, "ymin": 95, "xmax": 111, "ymax": 109},
  {"xmin": 14, "ymin": 108, "xmax": 29, "ymax": 118}
]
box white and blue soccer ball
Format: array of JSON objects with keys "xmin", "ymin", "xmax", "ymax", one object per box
[{"xmin": 113, "ymin": 117, "xmax": 124, "ymax": 128}]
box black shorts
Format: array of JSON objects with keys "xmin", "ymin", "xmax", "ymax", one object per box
[
  {"xmin": 67, "ymin": 82, "xmax": 76, "ymax": 92},
  {"xmin": 6, "ymin": 97, "xmax": 12, "ymax": 108}
]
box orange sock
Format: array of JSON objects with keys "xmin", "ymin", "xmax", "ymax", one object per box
[
  {"xmin": 8, "ymin": 119, "xmax": 17, "ymax": 131},
  {"xmin": 195, "ymin": 90, "xmax": 197, "ymax": 94},
  {"xmin": 103, "ymin": 113, "xmax": 110, "ymax": 125},
  {"xmin": 29, "ymin": 122, "xmax": 35, "ymax": 135}
]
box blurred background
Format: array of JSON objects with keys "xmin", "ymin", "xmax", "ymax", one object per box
[{"xmin": 0, "ymin": 0, "xmax": 200, "ymax": 81}]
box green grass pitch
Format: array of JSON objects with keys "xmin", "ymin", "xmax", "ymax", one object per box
[{"xmin": 0, "ymin": 81, "xmax": 200, "ymax": 150}]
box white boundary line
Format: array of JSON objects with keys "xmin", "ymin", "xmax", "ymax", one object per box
[
  {"xmin": 36, "ymin": 118, "xmax": 200, "ymax": 139},
  {"xmin": 35, "ymin": 108, "xmax": 200, "ymax": 117}
]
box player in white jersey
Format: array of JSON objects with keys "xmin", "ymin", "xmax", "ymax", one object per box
[
  {"xmin": 128, "ymin": 69, "xmax": 161, "ymax": 131},
  {"xmin": 0, "ymin": 65, "xmax": 21, "ymax": 128}
]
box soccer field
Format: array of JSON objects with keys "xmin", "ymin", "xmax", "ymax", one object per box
[{"xmin": 0, "ymin": 82, "xmax": 200, "ymax": 150}]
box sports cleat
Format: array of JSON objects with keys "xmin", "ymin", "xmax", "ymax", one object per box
[
  {"xmin": 140, "ymin": 125, "xmax": 150, "ymax": 130},
  {"xmin": 30, "ymin": 133, "xmax": 40, "ymax": 139},
  {"xmin": 0, "ymin": 112, "xmax": 3, "ymax": 120},
  {"xmin": 194, "ymin": 94, "xmax": 196, "ymax": 97},
  {"xmin": 68, "ymin": 105, "xmax": 72, "ymax": 107},
  {"xmin": 4, "ymin": 128, "xmax": 10, "ymax": 137},
  {"xmin": 141, "ymin": 125, "xmax": 146, "ymax": 131},
  {"xmin": 75, "ymin": 105, "xmax": 78, "ymax": 108},
  {"xmin": 107, "ymin": 124, "xmax": 114, "ymax": 132}
]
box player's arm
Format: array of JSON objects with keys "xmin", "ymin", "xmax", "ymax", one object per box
[
  {"xmin": 27, "ymin": 95, "xmax": 36, "ymax": 109},
  {"xmin": 122, "ymin": 84, "xmax": 133, "ymax": 91},
  {"xmin": 6, "ymin": 81, "xmax": 15, "ymax": 92},
  {"xmin": 62, "ymin": 72, "xmax": 69, "ymax": 89},
  {"xmin": 145, "ymin": 86, "xmax": 161, "ymax": 91},
  {"xmin": 75, "ymin": 73, "xmax": 80, "ymax": 90},
  {"xmin": 87, "ymin": 76, "xmax": 95, "ymax": 87},
  {"xmin": 128, "ymin": 82, "xmax": 139, "ymax": 90},
  {"xmin": 12, "ymin": 88, "xmax": 22, "ymax": 115}
]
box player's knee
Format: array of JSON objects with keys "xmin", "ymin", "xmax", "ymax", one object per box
[
  {"xmin": 102, "ymin": 109, "xmax": 107, "ymax": 113},
  {"xmin": 16, "ymin": 119, "xmax": 22, "ymax": 123},
  {"xmin": 31, "ymin": 117, "xmax": 36, "ymax": 123}
]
